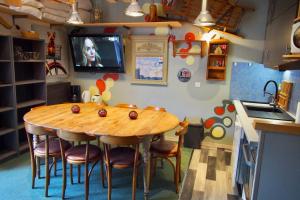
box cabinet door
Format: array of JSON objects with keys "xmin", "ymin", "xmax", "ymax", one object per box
[{"xmin": 263, "ymin": 0, "xmax": 298, "ymax": 67}]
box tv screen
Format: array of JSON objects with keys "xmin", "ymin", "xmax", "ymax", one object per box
[{"xmin": 69, "ymin": 34, "xmax": 125, "ymax": 72}]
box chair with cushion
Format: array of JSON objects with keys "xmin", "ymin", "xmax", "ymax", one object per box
[
  {"xmin": 57, "ymin": 130, "xmax": 105, "ymax": 200},
  {"xmin": 100, "ymin": 135, "xmax": 141, "ymax": 200},
  {"xmin": 25, "ymin": 122, "xmax": 71, "ymax": 197},
  {"xmin": 150, "ymin": 119, "xmax": 189, "ymax": 193},
  {"xmin": 115, "ymin": 103, "xmax": 138, "ymax": 109}
]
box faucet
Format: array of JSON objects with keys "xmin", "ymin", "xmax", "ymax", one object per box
[{"xmin": 263, "ymin": 80, "xmax": 278, "ymax": 107}]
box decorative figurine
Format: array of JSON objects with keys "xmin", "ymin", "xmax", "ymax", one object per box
[
  {"xmin": 98, "ymin": 108, "xmax": 107, "ymax": 117},
  {"xmin": 129, "ymin": 110, "xmax": 138, "ymax": 120},
  {"xmin": 71, "ymin": 105, "xmax": 80, "ymax": 114}
]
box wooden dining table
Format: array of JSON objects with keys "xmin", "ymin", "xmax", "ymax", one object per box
[{"xmin": 23, "ymin": 102, "xmax": 180, "ymax": 199}]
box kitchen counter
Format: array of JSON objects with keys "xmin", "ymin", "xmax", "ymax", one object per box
[
  {"xmin": 233, "ymin": 100, "xmax": 260, "ymax": 143},
  {"xmin": 233, "ymin": 100, "xmax": 300, "ymax": 142}
]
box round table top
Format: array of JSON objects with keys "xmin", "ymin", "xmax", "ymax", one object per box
[{"xmin": 23, "ymin": 103, "xmax": 180, "ymax": 137}]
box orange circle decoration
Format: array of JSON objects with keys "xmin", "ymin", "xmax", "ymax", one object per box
[
  {"xmin": 214, "ymin": 106, "xmax": 225, "ymax": 115},
  {"xmin": 210, "ymin": 125, "xmax": 225, "ymax": 139},
  {"xmin": 204, "ymin": 118, "xmax": 216, "ymax": 129},
  {"xmin": 227, "ymin": 104, "xmax": 236, "ymax": 112},
  {"xmin": 179, "ymin": 48, "xmax": 188, "ymax": 59},
  {"xmin": 185, "ymin": 32, "xmax": 196, "ymax": 42},
  {"xmin": 103, "ymin": 73, "xmax": 119, "ymax": 81},
  {"xmin": 96, "ymin": 79, "xmax": 106, "ymax": 94}
]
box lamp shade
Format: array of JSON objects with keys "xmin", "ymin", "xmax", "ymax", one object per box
[
  {"xmin": 125, "ymin": 0, "xmax": 144, "ymax": 17},
  {"xmin": 194, "ymin": 0, "xmax": 215, "ymax": 27},
  {"xmin": 67, "ymin": 2, "xmax": 83, "ymax": 24},
  {"xmin": 194, "ymin": 10, "xmax": 215, "ymax": 27}
]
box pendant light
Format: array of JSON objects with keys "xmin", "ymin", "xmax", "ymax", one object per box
[
  {"xmin": 125, "ymin": 0, "xmax": 144, "ymax": 17},
  {"xmin": 67, "ymin": 0, "xmax": 83, "ymax": 24},
  {"xmin": 194, "ymin": 0, "xmax": 215, "ymax": 27}
]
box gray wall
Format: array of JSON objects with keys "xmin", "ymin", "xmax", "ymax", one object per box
[{"xmin": 71, "ymin": 0, "xmax": 269, "ymax": 121}]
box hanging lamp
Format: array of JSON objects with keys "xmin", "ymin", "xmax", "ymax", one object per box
[
  {"xmin": 67, "ymin": 0, "xmax": 83, "ymax": 24},
  {"xmin": 125, "ymin": 0, "xmax": 144, "ymax": 17},
  {"xmin": 194, "ymin": 0, "xmax": 215, "ymax": 27}
]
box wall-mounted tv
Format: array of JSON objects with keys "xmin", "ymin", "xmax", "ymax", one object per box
[{"xmin": 69, "ymin": 34, "xmax": 125, "ymax": 73}]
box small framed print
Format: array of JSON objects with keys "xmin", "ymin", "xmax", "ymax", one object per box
[{"xmin": 131, "ymin": 35, "xmax": 168, "ymax": 85}]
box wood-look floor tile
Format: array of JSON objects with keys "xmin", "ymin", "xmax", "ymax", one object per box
[
  {"xmin": 191, "ymin": 190, "xmax": 204, "ymax": 200},
  {"xmin": 227, "ymin": 194, "xmax": 240, "ymax": 200},
  {"xmin": 190, "ymin": 149, "xmax": 201, "ymax": 170},
  {"xmin": 216, "ymin": 148, "xmax": 226, "ymax": 171},
  {"xmin": 206, "ymin": 156, "xmax": 216, "ymax": 180},
  {"xmin": 199, "ymin": 148, "xmax": 208, "ymax": 163},
  {"xmin": 193, "ymin": 162, "xmax": 207, "ymax": 192},
  {"xmin": 179, "ymin": 169, "xmax": 197, "ymax": 200},
  {"xmin": 225, "ymin": 151, "xmax": 232, "ymax": 166},
  {"xmin": 203, "ymin": 180, "xmax": 217, "ymax": 200},
  {"xmin": 226, "ymin": 166, "xmax": 238, "ymax": 195},
  {"xmin": 216, "ymin": 170, "xmax": 228, "ymax": 200},
  {"xmin": 208, "ymin": 148, "xmax": 217, "ymax": 157}
]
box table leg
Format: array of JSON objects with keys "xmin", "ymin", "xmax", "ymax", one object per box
[{"xmin": 142, "ymin": 136, "xmax": 152, "ymax": 200}]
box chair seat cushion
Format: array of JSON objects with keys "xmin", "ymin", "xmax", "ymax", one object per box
[
  {"xmin": 109, "ymin": 147, "xmax": 141, "ymax": 166},
  {"xmin": 34, "ymin": 139, "xmax": 71, "ymax": 156},
  {"xmin": 150, "ymin": 140, "xmax": 178, "ymax": 155},
  {"xmin": 65, "ymin": 144, "xmax": 101, "ymax": 162}
]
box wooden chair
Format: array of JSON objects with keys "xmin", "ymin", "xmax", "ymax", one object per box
[
  {"xmin": 100, "ymin": 135, "xmax": 141, "ymax": 200},
  {"xmin": 115, "ymin": 103, "xmax": 138, "ymax": 109},
  {"xmin": 25, "ymin": 122, "xmax": 71, "ymax": 197},
  {"xmin": 150, "ymin": 119, "xmax": 189, "ymax": 193},
  {"xmin": 57, "ymin": 130, "xmax": 105, "ymax": 200},
  {"xmin": 144, "ymin": 106, "xmax": 167, "ymax": 167}
]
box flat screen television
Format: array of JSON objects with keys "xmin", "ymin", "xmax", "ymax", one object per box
[{"xmin": 69, "ymin": 34, "xmax": 125, "ymax": 73}]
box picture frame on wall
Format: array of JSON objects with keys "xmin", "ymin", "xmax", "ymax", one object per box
[{"xmin": 131, "ymin": 35, "xmax": 168, "ymax": 85}]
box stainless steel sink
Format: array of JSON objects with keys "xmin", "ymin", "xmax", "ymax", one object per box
[{"xmin": 241, "ymin": 101, "xmax": 294, "ymax": 121}]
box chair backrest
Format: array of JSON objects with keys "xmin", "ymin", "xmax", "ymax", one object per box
[
  {"xmin": 175, "ymin": 120, "xmax": 189, "ymax": 136},
  {"xmin": 144, "ymin": 106, "xmax": 166, "ymax": 112},
  {"xmin": 25, "ymin": 122, "xmax": 56, "ymax": 137},
  {"xmin": 57, "ymin": 129, "xmax": 96, "ymax": 142},
  {"xmin": 100, "ymin": 135, "xmax": 140, "ymax": 146},
  {"xmin": 175, "ymin": 119, "xmax": 189, "ymax": 148},
  {"xmin": 115, "ymin": 103, "xmax": 138, "ymax": 109}
]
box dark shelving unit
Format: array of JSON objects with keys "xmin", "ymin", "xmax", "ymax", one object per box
[{"xmin": 0, "ymin": 35, "xmax": 46, "ymax": 162}]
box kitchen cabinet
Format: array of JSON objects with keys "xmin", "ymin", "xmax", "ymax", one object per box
[
  {"xmin": 263, "ymin": 0, "xmax": 298, "ymax": 67},
  {"xmin": 233, "ymin": 100, "xmax": 300, "ymax": 200}
]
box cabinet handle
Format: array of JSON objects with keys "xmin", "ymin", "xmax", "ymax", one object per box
[{"xmin": 242, "ymin": 144, "xmax": 255, "ymax": 168}]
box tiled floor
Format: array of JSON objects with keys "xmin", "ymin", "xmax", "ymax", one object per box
[{"xmin": 179, "ymin": 148, "xmax": 240, "ymax": 200}]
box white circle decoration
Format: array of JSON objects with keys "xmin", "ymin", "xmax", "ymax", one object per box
[
  {"xmin": 223, "ymin": 117, "xmax": 233, "ymax": 127},
  {"xmin": 154, "ymin": 27, "xmax": 170, "ymax": 35},
  {"xmin": 105, "ymin": 78, "xmax": 114, "ymax": 89},
  {"xmin": 189, "ymin": 45, "xmax": 201, "ymax": 53},
  {"xmin": 186, "ymin": 55, "xmax": 195, "ymax": 65}
]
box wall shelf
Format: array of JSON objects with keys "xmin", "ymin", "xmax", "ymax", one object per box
[
  {"xmin": 282, "ymin": 54, "xmax": 300, "ymax": 59},
  {"xmin": 0, "ymin": 128, "xmax": 15, "ymax": 136},
  {"xmin": 0, "ymin": 4, "xmax": 63, "ymax": 25},
  {"xmin": 172, "ymin": 40, "xmax": 207, "ymax": 57},
  {"xmin": 0, "ymin": 107, "xmax": 14, "ymax": 113},
  {"xmin": 17, "ymin": 99, "xmax": 45, "ymax": 109},
  {"xmin": 206, "ymin": 39, "xmax": 229, "ymax": 80},
  {"xmin": 71, "ymin": 21, "xmax": 182, "ymax": 28},
  {"xmin": 15, "ymin": 80, "xmax": 45, "ymax": 86}
]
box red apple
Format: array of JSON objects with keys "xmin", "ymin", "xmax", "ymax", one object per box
[
  {"xmin": 71, "ymin": 105, "xmax": 80, "ymax": 114},
  {"xmin": 129, "ymin": 110, "xmax": 138, "ymax": 120},
  {"xmin": 98, "ymin": 108, "xmax": 107, "ymax": 117}
]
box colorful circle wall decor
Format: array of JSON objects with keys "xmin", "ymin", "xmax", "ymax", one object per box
[
  {"xmin": 177, "ymin": 68, "xmax": 191, "ymax": 82},
  {"xmin": 204, "ymin": 100, "xmax": 236, "ymax": 140}
]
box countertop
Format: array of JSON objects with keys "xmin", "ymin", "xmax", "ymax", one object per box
[{"xmin": 233, "ymin": 100, "xmax": 300, "ymax": 143}]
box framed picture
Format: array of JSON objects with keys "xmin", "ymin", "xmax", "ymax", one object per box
[{"xmin": 131, "ymin": 35, "xmax": 168, "ymax": 85}]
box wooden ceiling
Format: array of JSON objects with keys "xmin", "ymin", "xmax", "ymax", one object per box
[{"xmin": 164, "ymin": 0, "xmax": 254, "ymax": 33}]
